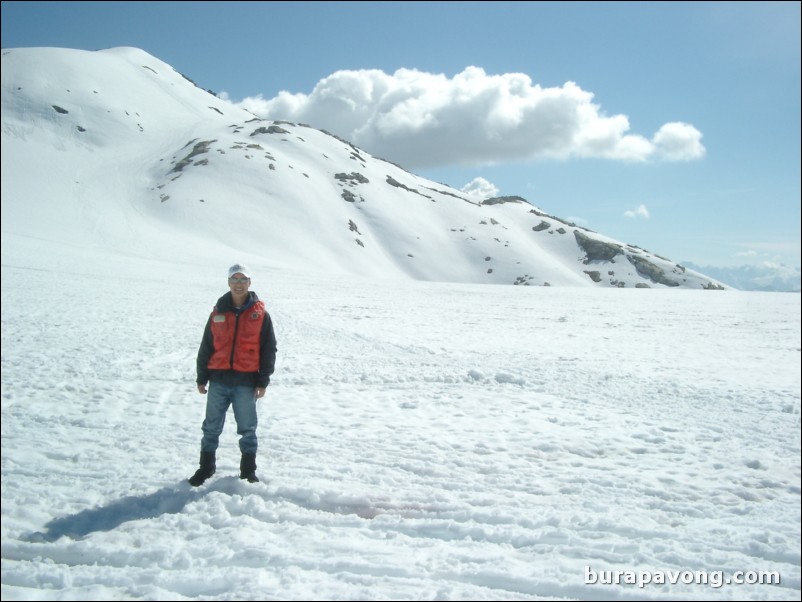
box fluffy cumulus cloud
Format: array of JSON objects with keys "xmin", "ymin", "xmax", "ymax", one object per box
[
  {"xmin": 652, "ymin": 122, "xmax": 706, "ymax": 161},
  {"xmin": 237, "ymin": 67, "xmax": 705, "ymax": 169},
  {"xmin": 624, "ymin": 204, "xmax": 650, "ymax": 219},
  {"xmin": 460, "ymin": 177, "xmax": 499, "ymax": 201}
]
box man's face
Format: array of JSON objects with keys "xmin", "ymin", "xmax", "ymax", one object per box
[{"xmin": 228, "ymin": 273, "xmax": 251, "ymax": 293}]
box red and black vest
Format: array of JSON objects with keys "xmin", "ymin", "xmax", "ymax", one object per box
[{"xmin": 207, "ymin": 301, "xmax": 266, "ymax": 373}]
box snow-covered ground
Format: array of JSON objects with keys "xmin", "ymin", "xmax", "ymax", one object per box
[{"xmin": 1, "ymin": 249, "xmax": 799, "ymax": 600}]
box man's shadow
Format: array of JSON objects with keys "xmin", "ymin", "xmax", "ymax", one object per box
[{"xmin": 22, "ymin": 477, "xmax": 244, "ymax": 542}]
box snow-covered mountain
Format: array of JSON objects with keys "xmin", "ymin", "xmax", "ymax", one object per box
[
  {"xmin": 1, "ymin": 46, "xmax": 728, "ymax": 289},
  {"xmin": 683, "ymin": 262, "xmax": 801, "ymax": 293}
]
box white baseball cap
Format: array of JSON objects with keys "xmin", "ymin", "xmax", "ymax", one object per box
[{"xmin": 228, "ymin": 263, "xmax": 251, "ymax": 279}]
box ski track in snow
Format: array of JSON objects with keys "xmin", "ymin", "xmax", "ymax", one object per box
[{"xmin": 1, "ymin": 263, "xmax": 800, "ymax": 601}]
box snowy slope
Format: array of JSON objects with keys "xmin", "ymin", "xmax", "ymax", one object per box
[{"xmin": 2, "ymin": 46, "xmax": 727, "ymax": 289}]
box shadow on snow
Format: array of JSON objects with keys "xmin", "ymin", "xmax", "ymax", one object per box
[{"xmin": 22, "ymin": 476, "xmax": 253, "ymax": 542}]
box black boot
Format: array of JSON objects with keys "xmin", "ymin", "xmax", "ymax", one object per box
[
  {"xmin": 240, "ymin": 452, "xmax": 259, "ymax": 483},
  {"xmin": 188, "ymin": 451, "xmax": 216, "ymax": 487}
]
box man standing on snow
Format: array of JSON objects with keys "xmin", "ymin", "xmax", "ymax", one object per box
[{"xmin": 189, "ymin": 264, "xmax": 277, "ymax": 486}]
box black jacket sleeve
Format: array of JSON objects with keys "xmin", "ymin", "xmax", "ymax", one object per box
[
  {"xmin": 196, "ymin": 314, "xmax": 214, "ymax": 385},
  {"xmin": 257, "ymin": 312, "xmax": 278, "ymax": 388}
]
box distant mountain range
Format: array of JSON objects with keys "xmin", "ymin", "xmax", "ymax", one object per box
[
  {"xmin": 1, "ymin": 46, "xmax": 776, "ymax": 290},
  {"xmin": 682, "ymin": 262, "xmax": 800, "ymax": 292}
]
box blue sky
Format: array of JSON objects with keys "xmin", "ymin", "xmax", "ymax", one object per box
[{"xmin": 2, "ymin": 1, "xmax": 800, "ymax": 268}]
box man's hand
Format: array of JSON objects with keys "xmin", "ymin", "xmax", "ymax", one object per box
[
  {"xmin": 197, "ymin": 384, "xmax": 207, "ymax": 394},
  {"xmin": 255, "ymin": 387, "xmax": 266, "ymax": 399}
]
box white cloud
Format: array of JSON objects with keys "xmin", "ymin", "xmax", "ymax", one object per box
[
  {"xmin": 652, "ymin": 122, "xmax": 706, "ymax": 161},
  {"xmin": 760, "ymin": 261, "xmax": 801, "ymax": 275},
  {"xmin": 566, "ymin": 215, "xmax": 589, "ymax": 227},
  {"xmin": 235, "ymin": 67, "xmax": 705, "ymax": 169},
  {"xmin": 624, "ymin": 204, "xmax": 650, "ymax": 219},
  {"xmin": 460, "ymin": 177, "xmax": 499, "ymax": 201},
  {"xmin": 733, "ymin": 241, "xmax": 802, "ymax": 265}
]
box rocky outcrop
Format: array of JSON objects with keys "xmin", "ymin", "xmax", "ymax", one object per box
[{"xmin": 574, "ymin": 230, "xmax": 623, "ymax": 263}]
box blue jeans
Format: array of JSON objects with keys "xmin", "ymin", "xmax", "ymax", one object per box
[{"xmin": 200, "ymin": 382, "xmax": 258, "ymax": 455}]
